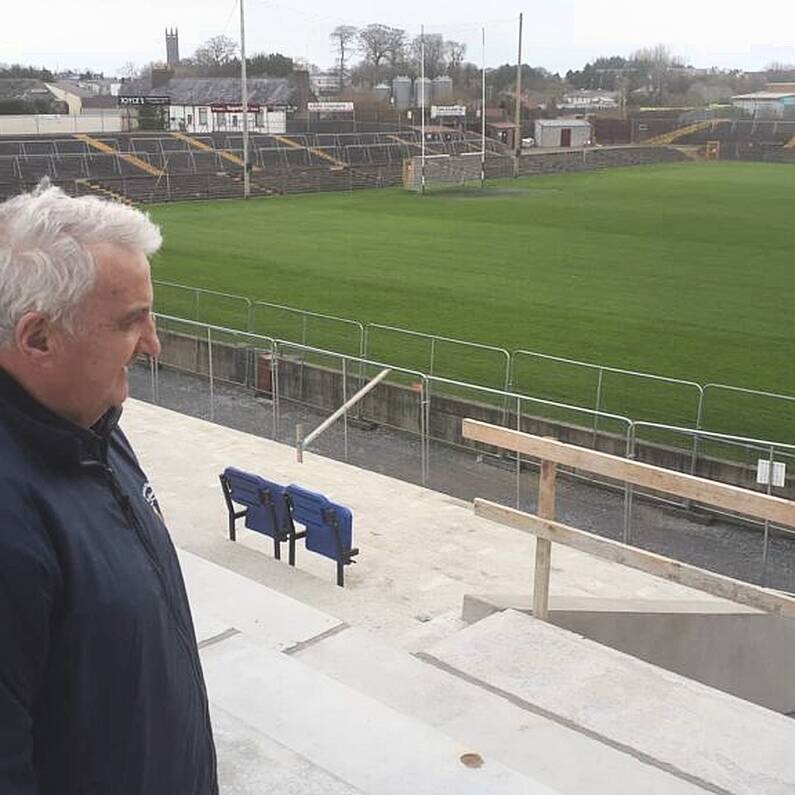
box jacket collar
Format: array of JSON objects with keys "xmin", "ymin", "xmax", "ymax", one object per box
[{"xmin": 0, "ymin": 367, "xmax": 122, "ymax": 468}]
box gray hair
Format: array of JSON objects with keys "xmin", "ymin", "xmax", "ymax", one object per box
[{"xmin": 0, "ymin": 181, "xmax": 162, "ymax": 346}]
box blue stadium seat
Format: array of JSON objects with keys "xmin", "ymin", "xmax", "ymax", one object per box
[
  {"xmin": 286, "ymin": 484, "xmax": 358, "ymax": 587},
  {"xmin": 220, "ymin": 466, "xmax": 302, "ymax": 563}
]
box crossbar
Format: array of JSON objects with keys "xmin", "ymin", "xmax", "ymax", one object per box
[
  {"xmin": 462, "ymin": 419, "xmax": 795, "ymax": 528},
  {"xmin": 298, "ymin": 368, "xmax": 392, "ymax": 461},
  {"xmin": 474, "ymin": 498, "xmax": 795, "ymax": 619}
]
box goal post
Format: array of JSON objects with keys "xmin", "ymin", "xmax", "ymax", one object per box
[{"xmin": 403, "ymin": 153, "xmax": 484, "ymax": 192}]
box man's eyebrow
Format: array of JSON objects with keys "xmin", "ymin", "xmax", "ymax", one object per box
[{"xmin": 119, "ymin": 306, "xmax": 151, "ymax": 323}]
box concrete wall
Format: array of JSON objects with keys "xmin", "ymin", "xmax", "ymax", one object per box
[
  {"xmin": 0, "ymin": 112, "xmax": 123, "ymax": 135},
  {"xmin": 153, "ymin": 330, "xmax": 793, "ymax": 500}
]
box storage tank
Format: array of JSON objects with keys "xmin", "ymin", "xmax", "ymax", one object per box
[
  {"xmin": 392, "ymin": 76, "xmax": 412, "ymax": 109},
  {"xmin": 374, "ymin": 83, "xmax": 391, "ymax": 103},
  {"xmin": 432, "ymin": 75, "xmax": 453, "ymax": 102},
  {"xmin": 414, "ymin": 76, "xmax": 431, "ymax": 108}
]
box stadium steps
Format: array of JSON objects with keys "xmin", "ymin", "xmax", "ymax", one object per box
[
  {"xmin": 644, "ymin": 120, "xmax": 715, "ymax": 146},
  {"xmin": 388, "ymin": 133, "xmax": 422, "ymax": 151},
  {"xmin": 272, "ymin": 132, "xmax": 348, "ymax": 169},
  {"xmin": 77, "ymin": 178, "xmax": 134, "ymax": 205},
  {"xmin": 170, "ymin": 131, "xmax": 253, "ymax": 170},
  {"xmin": 73, "ymin": 133, "xmax": 164, "ymax": 177},
  {"xmin": 183, "ymin": 550, "xmax": 706, "ymax": 794}
]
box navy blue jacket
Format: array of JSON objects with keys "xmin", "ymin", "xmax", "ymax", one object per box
[{"xmin": 0, "ymin": 369, "xmax": 218, "ymax": 794}]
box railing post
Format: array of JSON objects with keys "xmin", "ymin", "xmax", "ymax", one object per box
[
  {"xmin": 533, "ymin": 456, "xmax": 557, "ymax": 621},
  {"xmin": 207, "ymin": 326, "xmax": 215, "ymax": 421}
]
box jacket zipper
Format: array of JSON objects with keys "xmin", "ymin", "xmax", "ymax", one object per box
[{"xmin": 86, "ymin": 460, "xmax": 218, "ymax": 784}]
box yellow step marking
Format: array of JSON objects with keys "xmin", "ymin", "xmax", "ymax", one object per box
[{"xmin": 74, "ymin": 133, "xmax": 164, "ymax": 177}]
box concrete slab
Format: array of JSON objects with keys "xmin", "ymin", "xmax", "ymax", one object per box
[
  {"xmin": 293, "ymin": 626, "xmax": 704, "ymax": 794},
  {"xmin": 211, "ymin": 704, "xmax": 363, "ymax": 794},
  {"xmin": 201, "ymin": 633, "xmax": 552, "ymax": 795},
  {"xmin": 179, "ymin": 550, "xmax": 342, "ymax": 651},
  {"xmin": 122, "ymin": 400, "xmax": 747, "ymax": 649},
  {"xmin": 426, "ymin": 610, "xmax": 795, "ymax": 795}
]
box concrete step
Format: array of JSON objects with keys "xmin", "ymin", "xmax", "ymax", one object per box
[
  {"xmin": 292, "ymin": 625, "xmax": 705, "ymax": 795},
  {"xmin": 424, "ymin": 609, "xmax": 795, "ymax": 795},
  {"xmin": 179, "ymin": 550, "xmax": 344, "ymax": 652},
  {"xmin": 201, "ymin": 632, "xmax": 547, "ymax": 795},
  {"xmin": 183, "ymin": 547, "xmax": 702, "ymax": 793},
  {"xmin": 211, "ymin": 703, "xmax": 364, "ymax": 795}
]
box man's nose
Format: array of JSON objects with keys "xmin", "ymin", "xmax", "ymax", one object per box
[{"xmin": 137, "ymin": 316, "xmax": 161, "ymax": 358}]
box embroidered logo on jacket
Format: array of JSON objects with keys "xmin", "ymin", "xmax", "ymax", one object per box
[{"xmin": 142, "ymin": 482, "xmax": 164, "ymax": 521}]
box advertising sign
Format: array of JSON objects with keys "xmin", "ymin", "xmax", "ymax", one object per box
[
  {"xmin": 118, "ymin": 96, "xmax": 170, "ymax": 106},
  {"xmin": 307, "ymin": 101, "xmax": 354, "ymax": 112},
  {"xmin": 431, "ymin": 105, "xmax": 467, "ymax": 118}
]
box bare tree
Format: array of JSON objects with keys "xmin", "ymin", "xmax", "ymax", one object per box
[
  {"xmin": 409, "ymin": 33, "xmax": 448, "ymax": 79},
  {"xmin": 192, "ymin": 35, "xmax": 238, "ymax": 70},
  {"xmin": 357, "ymin": 24, "xmax": 406, "ymax": 84},
  {"xmin": 630, "ymin": 44, "xmax": 682, "ymax": 103},
  {"xmin": 445, "ymin": 40, "xmax": 466, "ymax": 81},
  {"xmin": 117, "ymin": 61, "xmax": 140, "ymax": 80},
  {"xmin": 330, "ymin": 25, "xmax": 357, "ymax": 88}
]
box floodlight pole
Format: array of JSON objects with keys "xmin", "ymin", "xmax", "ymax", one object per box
[
  {"xmin": 239, "ymin": 0, "xmax": 250, "ymax": 199},
  {"xmin": 480, "ymin": 27, "xmax": 486, "ymax": 187},
  {"xmin": 420, "ymin": 25, "xmax": 426, "ymax": 195},
  {"xmin": 514, "ymin": 13, "xmax": 523, "ymax": 159}
]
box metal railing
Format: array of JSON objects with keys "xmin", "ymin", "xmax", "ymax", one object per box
[
  {"xmin": 135, "ymin": 313, "xmax": 795, "ymax": 585},
  {"xmin": 151, "ymin": 281, "xmax": 795, "ymax": 459}
]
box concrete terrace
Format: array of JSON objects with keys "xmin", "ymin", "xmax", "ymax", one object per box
[{"xmin": 123, "ymin": 399, "xmax": 795, "ymax": 794}]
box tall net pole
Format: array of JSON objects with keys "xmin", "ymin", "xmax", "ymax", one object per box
[
  {"xmin": 239, "ymin": 0, "xmax": 250, "ymax": 199},
  {"xmin": 514, "ymin": 12, "xmax": 523, "ymax": 159},
  {"xmin": 420, "ymin": 25, "xmax": 426, "ymax": 195},
  {"xmin": 480, "ymin": 27, "xmax": 486, "ymax": 188}
]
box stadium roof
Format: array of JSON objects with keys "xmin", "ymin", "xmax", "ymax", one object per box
[{"xmin": 119, "ymin": 76, "xmax": 295, "ymax": 106}]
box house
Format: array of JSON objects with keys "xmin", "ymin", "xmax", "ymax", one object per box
[
  {"xmin": 559, "ymin": 90, "xmax": 619, "ymax": 112},
  {"xmin": 118, "ymin": 73, "xmax": 312, "ymax": 133}
]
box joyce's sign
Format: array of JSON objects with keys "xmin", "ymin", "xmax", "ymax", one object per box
[{"xmin": 118, "ymin": 96, "xmax": 170, "ymax": 106}]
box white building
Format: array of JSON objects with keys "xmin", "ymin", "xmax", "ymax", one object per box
[
  {"xmin": 534, "ymin": 118, "xmax": 592, "ymax": 148},
  {"xmin": 559, "ymin": 90, "xmax": 619, "ymax": 112},
  {"xmin": 731, "ymin": 91, "xmax": 795, "ymax": 118},
  {"xmin": 118, "ymin": 76, "xmax": 310, "ymax": 134}
]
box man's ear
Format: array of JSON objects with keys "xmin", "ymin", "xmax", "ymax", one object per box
[{"xmin": 15, "ymin": 312, "xmax": 58, "ymax": 363}]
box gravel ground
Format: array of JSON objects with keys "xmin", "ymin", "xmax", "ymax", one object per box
[{"xmin": 129, "ymin": 362, "xmax": 795, "ymax": 592}]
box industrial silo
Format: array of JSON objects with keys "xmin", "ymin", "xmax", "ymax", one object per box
[
  {"xmin": 432, "ymin": 75, "xmax": 453, "ymax": 102},
  {"xmin": 414, "ymin": 76, "xmax": 431, "ymax": 108},
  {"xmin": 392, "ymin": 76, "xmax": 412, "ymax": 109},
  {"xmin": 374, "ymin": 83, "xmax": 391, "ymax": 103}
]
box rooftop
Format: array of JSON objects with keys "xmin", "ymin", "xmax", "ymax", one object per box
[
  {"xmin": 119, "ymin": 76, "xmax": 297, "ymax": 106},
  {"xmin": 121, "ymin": 398, "xmax": 795, "ymax": 793}
]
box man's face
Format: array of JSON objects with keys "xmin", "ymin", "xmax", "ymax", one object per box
[{"xmin": 49, "ymin": 243, "xmax": 160, "ymax": 427}]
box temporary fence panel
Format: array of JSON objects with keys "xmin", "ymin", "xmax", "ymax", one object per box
[
  {"xmin": 153, "ymin": 281, "xmax": 252, "ymax": 331},
  {"xmin": 701, "ymin": 384, "xmax": 795, "ymax": 448},
  {"xmin": 250, "ymin": 301, "xmax": 364, "ymax": 359}
]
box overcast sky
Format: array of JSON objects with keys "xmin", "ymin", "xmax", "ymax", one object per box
[{"xmin": 3, "ymin": 0, "xmax": 795, "ymax": 77}]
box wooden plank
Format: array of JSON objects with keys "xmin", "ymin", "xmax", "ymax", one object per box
[
  {"xmin": 474, "ymin": 498, "xmax": 795, "ymax": 619},
  {"xmin": 532, "ymin": 460, "xmax": 557, "ymax": 620},
  {"xmin": 463, "ymin": 419, "xmax": 795, "ymax": 528}
]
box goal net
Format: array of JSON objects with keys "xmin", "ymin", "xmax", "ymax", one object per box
[{"xmin": 402, "ymin": 153, "xmax": 484, "ymax": 192}]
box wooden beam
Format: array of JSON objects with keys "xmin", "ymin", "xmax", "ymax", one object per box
[
  {"xmin": 462, "ymin": 419, "xmax": 795, "ymax": 528},
  {"xmin": 474, "ymin": 498, "xmax": 795, "ymax": 619},
  {"xmin": 533, "ymin": 459, "xmax": 557, "ymax": 620}
]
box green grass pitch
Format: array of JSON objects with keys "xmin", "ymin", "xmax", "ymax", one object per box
[{"xmin": 147, "ymin": 162, "xmax": 795, "ymax": 446}]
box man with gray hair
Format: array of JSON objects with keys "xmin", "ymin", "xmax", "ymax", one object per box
[{"xmin": 0, "ymin": 183, "xmax": 218, "ymax": 794}]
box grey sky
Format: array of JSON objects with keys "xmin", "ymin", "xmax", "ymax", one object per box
[{"xmin": 3, "ymin": 0, "xmax": 794, "ymax": 76}]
